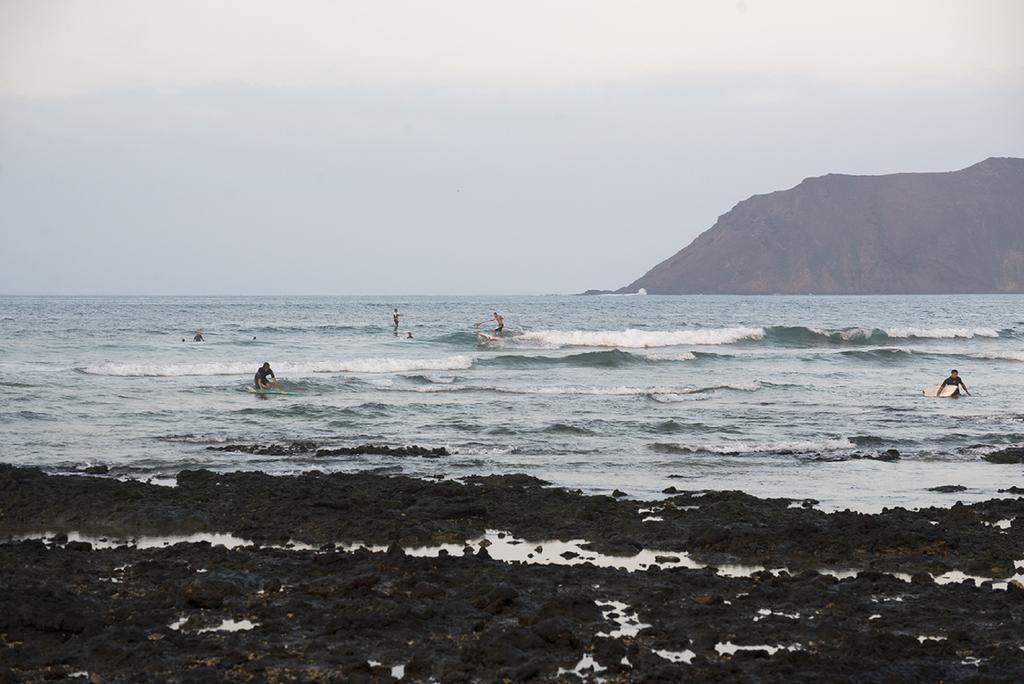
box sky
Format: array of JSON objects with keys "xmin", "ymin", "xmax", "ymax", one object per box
[{"xmin": 1, "ymin": 0, "xmax": 1022, "ymax": 295}]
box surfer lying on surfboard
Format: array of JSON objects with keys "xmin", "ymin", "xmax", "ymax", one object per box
[
  {"xmin": 254, "ymin": 362, "xmax": 278, "ymax": 390},
  {"xmin": 937, "ymin": 369, "xmax": 970, "ymax": 397}
]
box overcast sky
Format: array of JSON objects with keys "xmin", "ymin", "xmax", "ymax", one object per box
[{"xmin": 2, "ymin": 0, "xmax": 1022, "ymax": 295}]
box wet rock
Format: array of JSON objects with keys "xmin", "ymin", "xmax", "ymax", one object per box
[
  {"xmin": 207, "ymin": 442, "xmax": 318, "ymax": 455},
  {"xmin": 663, "ymin": 486, "xmax": 680, "ymax": 494},
  {"xmin": 473, "ymin": 584, "xmax": 518, "ymax": 614},
  {"xmin": 983, "ymin": 447, "xmax": 1024, "ymax": 464},
  {"xmin": 998, "ymin": 486, "xmax": 1024, "ymax": 494},
  {"xmin": 592, "ymin": 637, "xmax": 628, "ymax": 670},
  {"xmin": 183, "ymin": 573, "xmax": 248, "ymax": 608},
  {"xmin": 693, "ymin": 594, "xmax": 723, "ymax": 606},
  {"xmin": 910, "ymin": 572, "xmax": 934, "ymax": 585},
  {"xmin": 531, "ymin": 616, "xmax": 577, "ymax": 647},
  {"xmin": 315, "ymin": 444, "xmax": 450, "ymax": 458},
  {"xmin": 612, "ymin": 489, "xmax": 628, "ymax": 498},
  {"xmin": 654, "ymin": 555, "xmax": 680, "ymax": 564},
  {"xmin": 928, "ymin": 484, "xmax": 967, "ymax": 493},
  {"xmin": 83, "ymin": 465, "xmax": 109, "ymax": 474},
  {"xmin": 941, "ymin": 503, "xmax": 979, "ymax": 528}
]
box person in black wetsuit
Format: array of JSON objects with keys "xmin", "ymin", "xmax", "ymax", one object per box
[
  {"xmin": 254, "ymin": 362, "xmax": 277, "ymax": 390},
  {"xmin": 939, "ymin": 369, "xmax": 971, "ymax": 397},
  {"xmin": 193, "ymin": 330, "xmax": 204, "ymax": 342}
]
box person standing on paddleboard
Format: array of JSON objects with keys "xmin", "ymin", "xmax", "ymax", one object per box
[
  {"xmin": 254, "ymin": 362, "xmax": 277, "ymax": 390},
  {"xmin": 392, "ymin": 308, "xmax": 402, "ymax": 329},
  {"xmin": 491, "ymin": 311, "xmax": 504, "ymax": 335},
  {"xmin": 938, "ymin": 369, "xmax": 970, "ymax": 397}
]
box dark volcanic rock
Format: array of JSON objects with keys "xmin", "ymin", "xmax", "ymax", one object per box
[
  {"xmin": 2, "ymin": 466, "xmax": 1024, "ymax": 681},
  {"xmin": 615, "ymin": 157, "xmax": 1024, "ymax": 294},
  {"xmin": 929, "ymin": 484, "xmax": 968, "ymax": 493},
  {"xmin": 316, "ymin": 444, "xmax": 450, "ymax": 458},
  {"xmin": 984, "ymin": 447, "xmax": 1024, "ymax": 464}
]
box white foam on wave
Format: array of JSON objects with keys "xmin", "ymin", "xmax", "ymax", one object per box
[
  {"xmin": 973, "ymin": 351, "xmax": 1024, "ymax": 362},
  {"xmin": 81, "ymin": 356, "xmax": 474, "ymax": 377},
  {"xmin": 882, "ymin": 327, "xmax": 999, "ymax": 339},
  {"xmin": 694, "ymin": 437, "xmax": 856, "ymax": 454},
  {"xmin": 408, "ymin": 382, "xmax": 761, "ymax": 397},
  {"xmin": 515, "ymin": 327, "xmax": 765, "ymax": 348}
]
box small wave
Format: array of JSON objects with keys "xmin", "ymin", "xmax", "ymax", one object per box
[
  {"xmin": 475, "ymin": 349, "xmax": 644, "ymax": 369},
  {"xmin": 431, "ymin": 331, "xmax": 481, "ymax": 345},
  {"xmin": 542, "ymin": 423, "xmax": 594, "ymax": 435},
  {"xmin": 883, "ymin": 326, "xmax": 1000, "ymax": 339},
  {"xmin": 513, "ymin": 327, "xmax": 765, "ymax": 348},
  {"xmin": 157, "ymin": 434, "xmax": 231, "ymax": 445},
  {"xmin": 649, "ymin": 437, "xmax": 856, "ymax": 456},
  {"xmin": 80, "ymin": 356, "xmax": 474, "ymax": 377},
  {"xmin": 973, "ymin": 351, "xmax": 1024, "ymax": 362},
  {"xmin": 837, "ymin": 348, "xmax": 920, "ymax": 361},
  {"xmin": 765, "ymin": 325, "xmax": 1001, "ymax": 346},
  {"xmin": 649, "ymin": 442, "xmax": 701, "ymax": 455},
  {"xmin": 9, "ymin": 410, "xmax": 58, "ymax": 421}
]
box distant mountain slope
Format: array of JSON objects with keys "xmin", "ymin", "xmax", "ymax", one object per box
[{"xmin": 618, "ymin": 158, "xmax": 1024, "ymax": 294}]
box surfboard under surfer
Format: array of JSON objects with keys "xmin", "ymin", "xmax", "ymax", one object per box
[
  {"xmin": 254, "ymin": 362, "xmax": 277, "ymax": 390},
  {"xmin": 938, "ymin": 369, "xmax": 970, "ymax": 397}
]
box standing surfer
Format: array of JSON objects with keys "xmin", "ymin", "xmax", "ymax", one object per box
[
  {"xmin": 937, "ymin": 369, "xmax": 970, "ymax": 397},
  {"xmin": 491, "ymin": 311, "xmax": 504, "ymax": 335},
  {"xmin": 392, "ymin": 308, "xmax": 402, "ymax": 329}
]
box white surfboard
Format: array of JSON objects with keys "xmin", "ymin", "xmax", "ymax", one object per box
[{"xmin": 923, "ymin": 384, "xmax": 958, "ymax": 397}]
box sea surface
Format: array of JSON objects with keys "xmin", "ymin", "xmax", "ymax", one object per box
[{"xmin": 2, "ymin": 294, "xmax": 1022, "ymax": 512}]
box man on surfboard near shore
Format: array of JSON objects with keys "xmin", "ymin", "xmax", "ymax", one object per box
[
  {"xmin": 938, "ymin": 369, "xmax": 970, "ymax": 397},
  {"xmin": 254, "ymin": 362, "xmax": 277, "ymax": 390}
]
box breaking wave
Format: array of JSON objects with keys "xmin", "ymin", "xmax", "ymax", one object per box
[
  {"xmin": 514, "ymin": 327, "xmax": 765, "ymax": 348},
  {"xmin": 80, "ymin": 356, "xmax": 474, "ymax": 377},
  {"xmin": 649, "ymin": 437, "xmax": 856, "ymax": 456},
  {"xmin": 973, "ymin": 351, "xmax": 1024, "ymax": 362},
  {"xmin": 764, "ymin": 325, "xmax": 1001, "ymax": 345}
]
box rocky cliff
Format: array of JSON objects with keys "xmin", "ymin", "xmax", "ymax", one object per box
[{"xmin": 618, "ymin": 158, "xmax": 1024, "ymax": 294}]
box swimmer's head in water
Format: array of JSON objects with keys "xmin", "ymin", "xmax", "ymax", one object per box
[{"xmin": 950, "ymin": 369, "xmax": 958, "ymax": 375}]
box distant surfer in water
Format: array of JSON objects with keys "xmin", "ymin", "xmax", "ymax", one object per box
[
  {"xmin": 491, "ymin": 311, "xmax": 504, "ymax": 335},
  {"xmin": 938, "ymin": 369, "xmax": 970, "ymax": 397},
  {"xmin": 193, "ymin": 330, "xmax": 204, "ymax": 342},
  {"xmin": 254, "ymin": 362, "xmax": 277, "ymax": 390},
  {"xmin": 392, "ymin": 309, "xmax": 402, "ymax": 328}
]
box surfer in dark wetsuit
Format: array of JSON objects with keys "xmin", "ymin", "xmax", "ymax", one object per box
[
  {"xmin": 193, "ymin": 330, "xmax": 204, "ymax": 342},
  {"xmin": 392, "ymin": 309, "xmax": 401, "ymax": 328},
  {"xmin": 939, "ymin": 369, "xmax": 970, "ymax": 397},
  {"xmin": 254, "ymin": 362, "xmax": 277, "ymax": 390}
]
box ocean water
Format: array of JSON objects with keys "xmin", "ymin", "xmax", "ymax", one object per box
[{"xmin": 2, "ymin": 294, "xmax": 1022, "ymax": 512}]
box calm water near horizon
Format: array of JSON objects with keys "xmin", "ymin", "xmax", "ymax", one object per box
[{"xmin": 2, "ymin": 294, "xmax": 1022, "ymax": 512}]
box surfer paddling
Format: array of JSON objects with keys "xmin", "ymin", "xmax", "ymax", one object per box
[
  {"xmin": 938, "ymin": 369, "xmax": 970, "ymax": 397},
  {"xmin": 254, "ymin": 362, "xmax": 278, "ymax": 390},
  {"xmin": 193, "ymin": 330, "xmax": 204, "ymax": 342}
]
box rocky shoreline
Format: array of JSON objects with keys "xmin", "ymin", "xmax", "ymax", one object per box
[{"xmin": 3, "ymin": 464, "xmax": 1024, "ymax": 682}]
